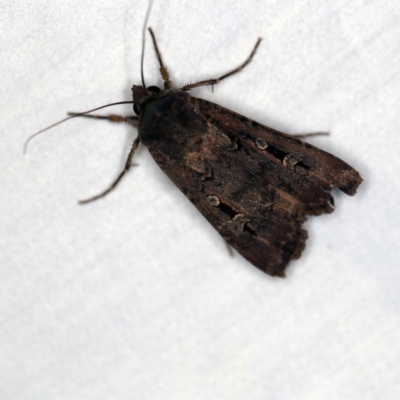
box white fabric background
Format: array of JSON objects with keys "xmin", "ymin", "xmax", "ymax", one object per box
[{"xmin": 1, "ymin": 1, "xmax": 400, "ymax": 399}]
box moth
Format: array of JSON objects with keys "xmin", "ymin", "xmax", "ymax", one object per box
[{"xmin": 27, "ymin": 25, "xmax": 362, "ymax": 277}]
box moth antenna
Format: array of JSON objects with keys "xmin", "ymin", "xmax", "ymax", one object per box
[
  {"xmin": 140, "ymin": 0, "xmax": 154, "ymax": 87},
  {"xmin": 23, "ymin": 101, "xmax": 134, "ymax": 154}
]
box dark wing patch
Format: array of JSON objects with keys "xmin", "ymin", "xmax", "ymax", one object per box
[
  {"xmin": 192, "ymin": 97, "xmax": 362, "ymax": 215},
  {"xmin": 143, "ymin": 92, "xmax": 361, "ymax": 276},
  {"xmin": 147, "ymin": 147, "xmax": 308, "ymax": 276}
]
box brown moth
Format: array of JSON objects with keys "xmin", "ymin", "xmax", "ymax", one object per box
[{"xmin": 27, "ymin": 25, "xmax": 362, "ymax": 277}]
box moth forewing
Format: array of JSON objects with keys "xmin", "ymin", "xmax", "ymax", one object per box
[{"xmin": 135, "ymin": 88, "xmax": 361, "ymax": 276}]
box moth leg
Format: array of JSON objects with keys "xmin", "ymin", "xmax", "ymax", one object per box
[
  {"xmin": 291, "ymin": 132, "xmax": 330, "ymax": 138},
  {"xmin": 78, "ymin": 137, "xmax": 140, "ymax": 204},
  {"xmin": 181, "ymin": 38, "xmax": 262, "ymax": 91},
  {"xmin": 148, "ymin": 27, "xmax": 171, "ymax": 89},
  {"xmin": 67, "ymin": 112, "xmax": 138, "ymax": 126}
]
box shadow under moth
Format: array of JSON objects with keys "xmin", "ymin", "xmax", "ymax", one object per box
[{"xmin": 27, "ymin": 23, "xmax": 362, "ymax": 278}]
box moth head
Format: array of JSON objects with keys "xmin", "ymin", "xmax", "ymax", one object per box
[{"xmin": 132, "ymin": 85, "xmax": 161, "ymax": 115}]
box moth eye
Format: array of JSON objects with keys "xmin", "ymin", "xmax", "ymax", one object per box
[
  {"xmin": 133, "ymin": 104, "xmax": 140, "ymax": 115},
  {"xmin": 147, "ymin": 86, "xmax": 161, "ymax": 93}
]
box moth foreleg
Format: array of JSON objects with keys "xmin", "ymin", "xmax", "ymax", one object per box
[
  {"xmin": 148, "ymin": 27, "xmax": 171, "ymax": 89},
  {"xmin": 181, "ymin": 38, "xmax": 262, "ymax": 91},
  {"xmin": 67, "ymin": 112, "xmax": 138, "ymax": 126},
  {"xmin": 78, "ymin": 137, "xmax": 140, "ymax": 204}
]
